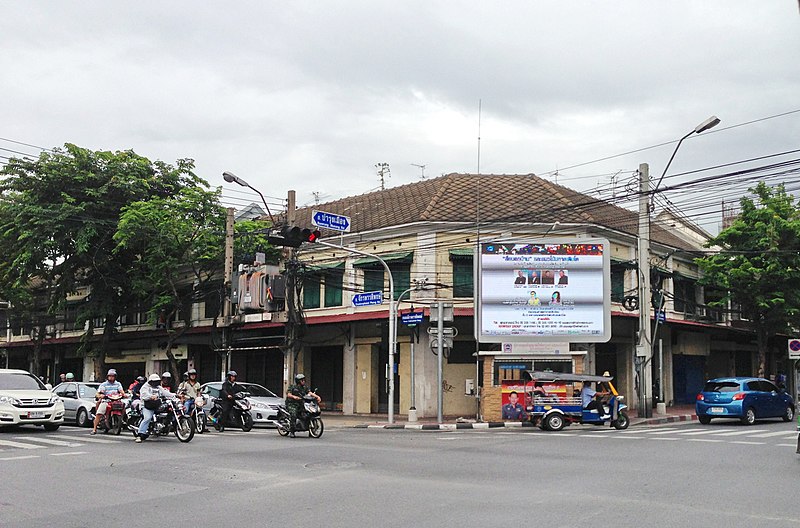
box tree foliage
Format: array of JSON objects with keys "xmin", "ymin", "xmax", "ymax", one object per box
[{"xmin": 696, "ymin": 182, "xmax": 800, "ymax": 375}]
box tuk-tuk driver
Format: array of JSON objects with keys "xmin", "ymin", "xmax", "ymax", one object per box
[
  {"xmin": 581, "ymin": 381, "xmax": 610, "ymax": 419},
  {"xmin": 502, "ymin": 391, "xmax": 526, "ymax": 420}
]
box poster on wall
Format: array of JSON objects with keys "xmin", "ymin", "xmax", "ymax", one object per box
[
  {"xmin": 500, "ymin": 379, "xmax": 569, "ymax": 420},
  {"xmin": 476, "ymin": 239, "xmax": 611, "ymax": 343}
]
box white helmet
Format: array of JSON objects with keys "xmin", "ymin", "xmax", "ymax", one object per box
[{"xmin": 148, "ymin": 374, "xmax": 160, "ymax": 382}]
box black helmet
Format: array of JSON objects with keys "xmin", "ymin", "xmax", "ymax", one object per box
[
  {"xmin": 182, "ymin": 372, "xmax": 189, "ymax": 381},
  {"xmin": 294, "ymin": 373, "xmax": 306, "ymax": 382},
  {"xmin": 227, "ymin": 370, "xmax": 237, "ymax": 378}
]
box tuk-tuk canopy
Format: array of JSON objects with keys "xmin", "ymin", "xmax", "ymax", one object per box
[{"xmin": 524, "ymin": 370, "xmax": 613, "ymax": 383}]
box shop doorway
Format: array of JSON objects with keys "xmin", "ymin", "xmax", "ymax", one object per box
[
  {"xmin": 309, "ymin": 346, "xmax": 344, "ymax": 411},
  {"xmin": 673, "ymin": 354, "xmax": 706, "ymax": 404},
  {"xmin": 377, "ymin": 343, "xmax": 399, "ymax": 414}
]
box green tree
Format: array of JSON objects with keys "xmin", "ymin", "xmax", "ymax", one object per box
[
  {"xmin": 0, "ymin": 144, "xmax": 206, "ymax": 378},
  {"xmin": 696, "ymin": 182, "xmax": 800, "ymax": 376}
]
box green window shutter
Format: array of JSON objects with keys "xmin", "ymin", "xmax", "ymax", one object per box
[
  {"xmin": 453, "ymin": 259, "xmax": 474, "ymax": 298},
  {"xmin": 390, "ymin": 264, "xmax": 410, "ymax": 301},
  {"xmin": 324, "ymin": 271, "xmax": 343, "ymax": 307},
  {"xmin": 611, "ymin": 266, "xmax": 625, "ymax": 303},
  {"xmin": 303, "ymin": 275, "xmax": 321, "ymax": 309},
  {"xmin": 363, "ymin": 269, "xmax": 384, "ymax": 293}
]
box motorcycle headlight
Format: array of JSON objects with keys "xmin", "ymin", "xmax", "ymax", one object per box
[{"xmin": 0, "ymin": 395, "xmax": 20, "ymax": 406}]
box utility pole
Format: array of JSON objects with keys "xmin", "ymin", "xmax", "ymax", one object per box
[
  {"xmin": 284, "ymin": 190, "xmax": 299, "ymax": 394},
  {"xmin": 637, "ymin": 163, "xmax": 653, "ymax": 418},
  {"xmin": 436, "ymin": 301, "xmax": 444, "ymax": 423},
  {"xmin": 222, "ymin": 207, "xmax": 235, "ymax": 380}
]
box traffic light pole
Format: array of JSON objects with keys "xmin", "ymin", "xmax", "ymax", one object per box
[{"xmin": 315, "ymin": 240, "xmax": 397, "ymax": 424}]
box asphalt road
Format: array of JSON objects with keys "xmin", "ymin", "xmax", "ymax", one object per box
[{"xmin": 1, "ymin": 419, "xmax": 798, "ymax": 528}]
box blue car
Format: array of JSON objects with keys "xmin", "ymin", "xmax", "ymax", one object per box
[{"xmin": 696, "ymin": 377, "xmax": 795, "ymax": 425}]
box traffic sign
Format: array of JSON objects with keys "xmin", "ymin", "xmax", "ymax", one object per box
[
  {"xmin": 352, "ymin": 291, "xmax": 383, "ymax": 307},
  {"xmin": 788, "ymin": 338, "xmax": 800, "ymax": 360},
  {"xmin": 401, "ymin": 311, "xmax": 424, "ymax": 326},
  {"xmin": 312, "ymin": 210, "xmax": 351, "ymax": 232}
]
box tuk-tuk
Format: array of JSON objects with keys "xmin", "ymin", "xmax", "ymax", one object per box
[{"xmin": 523, "ymin": 370, "xmax": 630, "ymax": 431}]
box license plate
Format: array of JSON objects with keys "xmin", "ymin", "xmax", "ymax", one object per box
[
  {"xmin": 27, "ymin": 411, "xmax": 45, "ymax": 418},
  {"xmin": 710, "ymin": 407, "xmax": 724, "ymax": 414}
]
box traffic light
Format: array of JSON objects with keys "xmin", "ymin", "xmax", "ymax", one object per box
[{"xmin": 267, "ymin": 226, "xmax": 322, "ymax": 248}]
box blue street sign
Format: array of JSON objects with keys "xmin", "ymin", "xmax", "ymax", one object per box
[
  {"xmin": 312, "ymin": 210, "xmax": 351, "ymax": 232},
  {"xmin": 656, "ymin": 311, "xmax": 666, "ymax": 323},
  {"xmin": 401, "ymin": 311, "xmax": 424, "ymax": 326},
  {"xmin": 352, "ymin": 291, "xmax": 383, "ymax": 307}
]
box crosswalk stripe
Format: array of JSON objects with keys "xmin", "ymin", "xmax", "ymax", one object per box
[
  {"xmin": 688, "ymin": 439, "xmax": 724, "ymax": 443},
  {"xmin": 70, "ymin": 436, "xmax": 125, "ymax": 444},
  {"xmin": 711, "ymin": 429, "xmax": 768, "ymax": 437},
  {"xmin": 750, "ymin": 430, "xmax": 796, "ymax": 438},
  {"xmin": 679, "ymin": 430, "xmax": 725, "ymax": 436},
  {"xmin": 50, "ymin": 451, "xmax": 88, "ymax": 456},
  {"xmin": 0, "ymin": 455, "xmax": 40, "ymax": 461},
  {"xmin": 0, "ymin": 440, "xmax": 45, "ymax": 450},
  {"xmin": 13, "ymin": 437, "xmax": 84, "ymax": 447},
  {"xmin": 730, "ymin": 441, "xmax": 765, "ymax": 445}
]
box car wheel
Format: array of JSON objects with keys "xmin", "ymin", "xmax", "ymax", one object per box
[
  {"xmin": 76, "ymin": 409, "xmax": 89, "ymax": 428},
  {"xmin": 544, "ymin": 413, "xmax": 565, "ymax": 432},
  {"xmin": 698, "ymin": 415, "xmax": 711, "ymax": 425},
  {"xmin": 782, "ymin": 405, "xmax": 795, "ymax": 422},
  {"xmin": 43, "ymin": 423, "xmax": 60, "ymax": 432},
  {"xmin": 740, "ymin": 407, "xmax": 756, "ymax": 425}
]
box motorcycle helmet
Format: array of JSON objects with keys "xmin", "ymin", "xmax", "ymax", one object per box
[
  {"xmin": 294, "ymin": 373, "xmax": 306, "ymax": 382},
  {"xmin": 136, "ymin": 375, "xmax": 146, "ymax": 383},
  {"xmin": 188, "ymin": 369, "xmax": 197, "ymax": 376},
  {"xmin": 65, "ymin": 373, "xmax": 75, "ymax": 381},
  {"xmin": 107, "ymin": 368, "xmax": 117, "ymax": 377},
  {"xmin": 147, "ymin": 373, "xmax": 161, "ymax": 385},
  {"xmin": 227, "ymin": 370, "xmax": 237, "ymax": 379},
  {"xmin": 182, "ymin": 372, "xmax": 189, "ymax": 381},
  {"xmin": 161, "ymin": 372, "xmax": 171, "ymax": 379}
]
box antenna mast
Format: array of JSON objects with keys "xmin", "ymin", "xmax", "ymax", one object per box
[
  {"xmin": 376, "ymin": 162, "xmax": 391, "ymax": 191},
  {"xmin": 411, "ymin": 163, "xmax": 426, "ymax": 179}
]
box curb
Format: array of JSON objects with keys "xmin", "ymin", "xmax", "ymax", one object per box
[{"xmin": 351, "ymin": 414, "xmax": 698, "ymax": 431}]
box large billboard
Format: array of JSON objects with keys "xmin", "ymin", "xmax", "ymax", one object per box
[{"xmin": 475, "ymin": 239, "xmax": 611, "ymax": 343}]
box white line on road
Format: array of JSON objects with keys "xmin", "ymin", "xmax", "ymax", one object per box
[
  {"xmin": 688, "ymin": 439, "xmax": 724, "ymax": 443},
  {"xmin": 621, "ymin": 428, "xmax": 675, "ymax": 434},
  {"xmin": 612, "ymin": 435, "xmax": 646, "ymax": 439},
  {"xmin": 0, "ymin": 439, "xmax": 46, "ymax": 450},
  {"xmin": 679, "ymin": 429, "xmax": 727, "ymax": 436},
  {"xmin": 0, "ymin": 455, "xmax": 39, "ymax": 461},
  {"xmin": 776, "ymin": 443, "xmax": 796, "ymax": 447},
  {"xmin": 69, "ymin": 436, "xmax": 124, "ymax": 444},
  {"xmin": 13, "ymin": 436, "xmax": 84, "ymax": 447},
  {"xmin": 652, "ymin": 437, "xmax": 680, "ymax": 441},
  {"xmin": 711, "ymin": 429, "xmax": 768, "ymax": 437},
  {"xmin": 750, "ymin": 430, "xmax": 797, "ymax": 438},
  {"xmin": 49, "ymin": 451, "xmax": 88, "ymax": 456},
  {"xmin": 646, "ymin": 428, "xmax": 703, "ymax": 435},
  {"xmin": 730, "ymin": 441, "xmax": 765, "ymax": 445}
]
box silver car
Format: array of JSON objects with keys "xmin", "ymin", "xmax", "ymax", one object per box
[
  {"xmin": 201, "ymin": 382, "xmax": 284, "ymax": 426},
  {"xmin": 52, "ymin": 382, "xmax": 99, "ymax": 427}
]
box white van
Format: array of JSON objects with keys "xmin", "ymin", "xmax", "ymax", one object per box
[{"xmin": 0, "ymin": 369, "xmax": 65, "ymax": 431}]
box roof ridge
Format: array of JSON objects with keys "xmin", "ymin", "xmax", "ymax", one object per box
[
  {"xmin": 419, "ymin": 173, "xmax": 457, "ymax": 221},
  {"xmin": 537, "ymin": 177, "xmax": 597, "ymax": 224}
]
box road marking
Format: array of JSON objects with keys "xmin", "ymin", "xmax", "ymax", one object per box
[
  {"xmin": 13, "ymin": 436, "xmax": 84, "ymax": 447},
  {"xmin": 711, "ymin": 429, "xmax": 768, "ymax": 437},
  {"xmin": 652, "ymin": 437, "xmax": 680, "ymax": 441},
  {"xmin": 776, "ymin": 443, "xmax": 796, "ymax": 447},
  {"xmin": 750, "ymin": 430, "xmax": 797, "ymax": 438},
  {"xmin": 679, "ymin": 429, "xmax": 724, "ymax": 436},
  {"xmin": 621, "ymin": 427, "xmax": 675, "ymax": 434},
  {"xmin": 612, "ymin": 435, "xmax": 646, "ymax": 439},
  {"xmin": 0, "ymin": 455, "xmax": 39, "ymax": 461},
  {"xmin": 688, "ymin": 439, "xmax": 724, "ymax": 443},
  {"xmin": 49, "ymin": 451, "xmax": 88, "ymax": 456},
  {"xmin": 71, "ymin": 436, "xmax": 124, "ymax": 444},
  {"xmin": 730, "ymin": 441, "xmax": 765, "ymax": 445},
  {"xmin": 0, "ymin": 439, "xmax": 46, "ymax": 450}
]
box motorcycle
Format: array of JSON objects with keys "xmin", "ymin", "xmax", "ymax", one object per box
[
  {"xmin": 95, "ymin": 394, "xmax": 126, "ymax": 435},
  {"xmin": 127, "ymin": 396, "xmax": 195, "ymax": 443},
  {"xmin": 209, "ymin": 392, "xmax": 254, "ymax": 432},
  {"xmin": 277, "ymin": 392, "xmax": 324, "ymax": 438},
  {"xmin": 178, "ymin": 390, "xmax": 207, "ymax": 434}
]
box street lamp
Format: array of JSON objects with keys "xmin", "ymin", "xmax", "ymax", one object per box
[
  {"xmin": 653, "ymin": 116, "xmax": 720, "ymax": 192},
  {"xmin": 637, "ymin": 114, "xmax": 720, "ymax": 418},
  {"xmin": 222, "ymin": 171, "xmax": 278, "ymax": 226}
]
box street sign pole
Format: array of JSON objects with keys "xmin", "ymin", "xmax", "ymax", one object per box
[
  {"xmin": 316, "ymin": 240, "xmax": 396, "ymax": 424},
  {"xmin": 437, "ymin": 301, "xmax": 444, "ymax": 423}
]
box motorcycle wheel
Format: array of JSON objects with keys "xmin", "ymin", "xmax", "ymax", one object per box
[
  {"xmin": 240, "ymin": 412, "xmax": 254, "ymax": 432},
  {"xmin": 308, "ymin": 417, "xmax": 324, "ymax": 438},
  {"xmin": 110, "ymin": 415, "xmax": 122, "ymax": 436},
  {"xmin": 128, "ymin": 415, "xmax": 142, "ymax": 435},
  {"xmin": 175, "ymin": 416, "xmax": 195, "ymax": 443},
  {"xmin": 276, "ymin": 418, "xmax": 290, "ymax": 437},
  {"xmin": 195, "ymin": 411, "xmax": 206, "ymax": 434}
]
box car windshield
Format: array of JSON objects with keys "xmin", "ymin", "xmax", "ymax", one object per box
[
  {"xmin": 79, "ymin": 385, "xmax": 97, "ymax": 399},
  {"xmin": 0, "ymin": 372, "xmax": 47, "ymax": 391},
  {"xmin": 242, "ymin": 383, "xmax": 277, "ymax": 398},
  {"xmin": 703, "ymin": 381, "xmax": 740, "ymax": 393}
]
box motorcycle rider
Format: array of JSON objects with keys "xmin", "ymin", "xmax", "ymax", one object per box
[
  {"xmin": 136, "ymin": 373, "xmax": 175, "ymax": 443},
  {"xmin": 285, "ymin": 373, "xmax": 321, "ymax": 438},
  {"xmin": 91, "ymin": 369, "xmax": 126, "ymax": 435},
  {"xmin": 178, "ymin": 369, "xmax": 202, "ymax": 416},
  {"xmin": 218, "ymin": 370, "xmax": 244, "ymax": 432},
  {"xmin": 161, "ymin": 371, "xmax": 175, "ymax": 392}
]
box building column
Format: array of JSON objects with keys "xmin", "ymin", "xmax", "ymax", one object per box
[{"xmin": 342, "ymin": 326, "xmax": 356, "ymax": 414}]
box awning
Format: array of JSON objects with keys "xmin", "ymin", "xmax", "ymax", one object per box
[
  {"xmin": 524, "ymin": 370, "xmax": 613, "ymax": 383},
  {"xmin": 306, "ymin": 261, "xmax": 345, "ymax": 271},
  {"xmin": 611, "ymin": 257, "xmax": 636, "ymax": 269},
  {"xmin": 353, "ymin": 252, "xmax": 413, "ymax": 268},
  {"xmin": 449, "ymin": 248, "xmax": 474, "ymax": 261}
]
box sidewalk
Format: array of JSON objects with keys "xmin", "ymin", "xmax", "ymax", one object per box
[{"xmin": 325, "ymin": 404, "xmax": 697, "ymax": 431}]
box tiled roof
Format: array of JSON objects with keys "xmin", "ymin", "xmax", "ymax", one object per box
[{"xmin": 291, "ymin": 173, "xmax": 700, "ymax": 251}]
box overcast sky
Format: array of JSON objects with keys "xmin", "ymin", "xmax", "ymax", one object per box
[{"xmin": 1, "ymin": 2, "xmax": 798, "ymax": 231}]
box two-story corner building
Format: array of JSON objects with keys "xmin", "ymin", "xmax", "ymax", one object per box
[{"xmin": 270, "ymin": 173, "xmax": 764, "ymax": 420}]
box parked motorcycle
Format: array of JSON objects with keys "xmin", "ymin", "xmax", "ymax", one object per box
[
  {"xmin": 277, "ymin": 392, "xmax": 323, "ymax": 438},
  {"xmin": 95, "ymin": 394, "xmax": 126, "ymax": 435},
  {"xmin": 127, "ymin": 397, "xmax": 195, "ymax": 442},
  {"xmin": 209, "ymin": 392, "xmax": 253, "ymax": 432}
]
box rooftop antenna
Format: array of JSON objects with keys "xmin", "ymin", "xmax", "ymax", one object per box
[
  {"xmin": 411, "ymin": 163, "xmax": 426, "ymax": 179},
  {"xmin": 312, "ymin": 191, "xmax": 321, "ymax": 205},
  {"xmin": 376, "ymin": 162, "xmax": 391, "ymax": 191}
]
